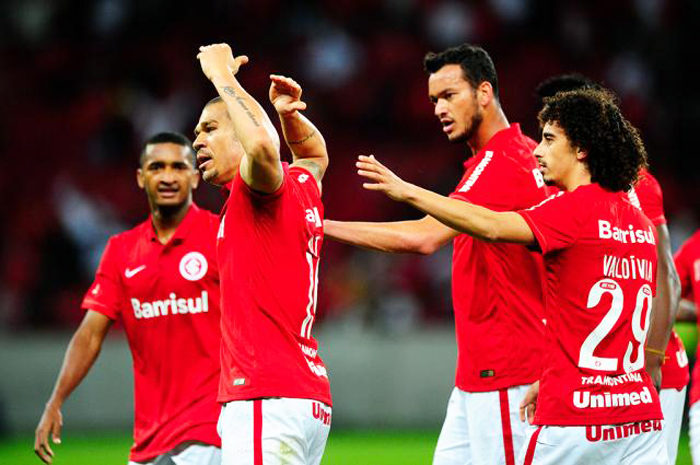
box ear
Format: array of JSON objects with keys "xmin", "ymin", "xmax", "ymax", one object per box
[
  {"xmin": 136, "ymin": 168, "xmax": 145, "ymax": 189},
  {"xmin": 191, "ymin": 170, "xmax": 201, "ymax": 190},
  {"xmin": 477, "ymin": 81, "xmax": 494, "ymax": 107},
  {"xmin": 576, "ymin": 148, "xmax": 588, "ymax": 161}
]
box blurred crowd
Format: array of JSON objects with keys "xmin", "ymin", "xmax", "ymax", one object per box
[{"xmin": 1, "ymin": 0, "xmax": 698, "ymax": 332}]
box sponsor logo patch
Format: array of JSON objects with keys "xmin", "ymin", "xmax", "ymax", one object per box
[{"xmin": 179, "ymin": 252, "xmax": 208, "ymax": 281}]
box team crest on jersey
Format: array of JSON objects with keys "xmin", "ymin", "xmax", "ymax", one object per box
[
  {"xmin": 179, "ymin": 252, "xmax": 208, "ymax": 281},
  {"xmin": 298, "ymin": 173, "xmax": 309, "ymax": 183}
]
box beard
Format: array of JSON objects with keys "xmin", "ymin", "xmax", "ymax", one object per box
[{"xmin": 449, "ymin": 106, "xmax": 483, "ymax": 144}]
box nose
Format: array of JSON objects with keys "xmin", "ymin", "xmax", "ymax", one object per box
[
  {"xmin": 193, "ymin": 133, "xmax": 206, "ymax": 151},
  {"xmin": 434, "ymin": 99, "xmax": 447, "ymax": 118},
  {"xmin": 533, "ymin": 141, "xmax": 545, "ymax": 159}
]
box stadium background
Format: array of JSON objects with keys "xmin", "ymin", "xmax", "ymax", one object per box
[{"xmin": 1, "ymin": 0, "xmax": 699, "ymax": 463}]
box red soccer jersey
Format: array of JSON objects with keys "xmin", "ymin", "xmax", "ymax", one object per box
[
  {"xmin": 518, "ymin": 184, "xmax": 663, "ymax": 426},
  {"xmin": 628, "ymin": 169, "xmax": 689, "ymax": 390},
  {"xmin": 674, "ymin": 230, "xmax": 700, "ymax": 404},
  {"xmin": 217, "ymin": 164, "xmax": 331, "ymax": 406},
  {"xmin": 81, "ymin": 204, "xmax": 222, "ymax": 462},
  {"xmin": 448, "ymin": 123, "xmax": 548, "ymax": 391}
]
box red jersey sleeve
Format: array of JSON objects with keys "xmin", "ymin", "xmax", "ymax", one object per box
[
  {"xmin": 517, "ymin": 192, "xmax": 582, "ymax": 254},
  {"xmin": 450, "ymin": 151, "xmax": 528, "ymax": 211},
  {"xmin": 675, "ymin": 240, "xmax": 695, "ymax": 301},
  {"xmin": 634, "ymin": 171, "xmax": 666, "ymax": 226},
  {"xmin": 81, "ymin": 237, "xmax": 123, "ymax": 320}
]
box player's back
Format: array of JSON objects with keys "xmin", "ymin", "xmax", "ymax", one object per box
[
  {"xmin": 523, "ymin": 184, "xmax": 662, "ymax": 426},
  {"xmin": 217, "ymin": 164, "xmax": 331, "ymax": 406}
]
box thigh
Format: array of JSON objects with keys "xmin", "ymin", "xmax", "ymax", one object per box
[
  {"xmin": 466, "ymin": 387, "xmax": 531, "ymax": 465},
  {"xmin": 305, "ymin": 401, "xmax": 332, "ymax": 465},
  {"xmin": 433, "ymin": 387, "xmax": 471, "ymax": 465},
  {"xmin": 219, "ymin": 398, "xmax": 330, "ymax": 465},
  {"xmin": 659, "ymin": 387, "xmax": 686, "ymax": 465},
  {"xmin": 689, "ymin": 402, "xmax": 700, "ymax": 464}
]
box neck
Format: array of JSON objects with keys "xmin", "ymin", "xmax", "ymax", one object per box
[
  {"xmin": 151, "ymin": 202, "xmax": 191, "ymax": 244},
  {"xmin": 560, "ymin": 167, "xmax": 592, "ymax": 192},
  {"xmin": 469, "ymin": 105, "xmax": 510, "ymax": 153}
]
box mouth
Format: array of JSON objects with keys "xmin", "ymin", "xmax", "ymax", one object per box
[
  {"xmin": 440, "ymin": 119, "xmax": 455, "ymax": 134},
  {"xmin": 157, "ymin": 186, "xmax": 180, "ymax": 198},
  {"xmin": 197, "ymin": 151, "xmax": 213, "ymax": 171}
]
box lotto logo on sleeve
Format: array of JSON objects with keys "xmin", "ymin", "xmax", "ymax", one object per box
[{"xmin": 179, "ymin": 252, "xmax": 208, "ymax": 281}]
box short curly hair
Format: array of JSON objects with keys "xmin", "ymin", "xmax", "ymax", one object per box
[{"xmin": 538, "ymin": 88, "xmax": 647, "ymax": 192}]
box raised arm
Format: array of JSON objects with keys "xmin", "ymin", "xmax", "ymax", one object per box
[
  {"xmin": 356, "ymin": 155, "xmax": 535, "ymax": 244},
  {"xmin": 197, "ymin": 43, "xmax": 283, "ymax": 193},
  {"xmin": 269, "ymin": 75, "xmax": 328, "ymax": 189},
  {"xmin": 34, "ymin": 311, "xmax": 113, "ymax": 464}
]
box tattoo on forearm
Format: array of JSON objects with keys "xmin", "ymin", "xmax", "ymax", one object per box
[
  {"xmin": 288, "ymin": 130, "xmax": 316, "ymax": 145},
  {"xmin": 222, "ymin": 86, "xmax": 260, "ymax": 127}
]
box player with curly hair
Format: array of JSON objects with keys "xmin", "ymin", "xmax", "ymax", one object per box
[{"xmin": 352, "ymin": 88, "xmax": 669, "ymax": 464}]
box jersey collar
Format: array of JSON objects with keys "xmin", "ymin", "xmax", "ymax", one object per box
[{"xmin": 146, "ymin": 203, "xmax": 200, "ymax": 245}]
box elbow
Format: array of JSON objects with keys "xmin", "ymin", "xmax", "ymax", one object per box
[
  {"xmin": 411, "ymin": 236, "xmax": 443, "ymax": 255},
  {"xmin": 248, "ymin": 138, "xmax": 280, "ymax": 164}
]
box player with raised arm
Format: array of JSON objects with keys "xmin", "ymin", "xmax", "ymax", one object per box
[
  {"xmin": 355, "ymin": 88, "xmax": 669, "ymax": 464},
  {"xmin": 194, "ymin": 43, "xmax": 331, "ymax": 465},
  {"xmin": 325, "ymin": 44, "xmax": 549, "ymax": 465},
  {"xmin": 34, "ymin": 133, "xmax": 222, "ymax": 465},
  {"xmin": 536, "ymin": 74, "xmax": 688, "ymax": 464}
]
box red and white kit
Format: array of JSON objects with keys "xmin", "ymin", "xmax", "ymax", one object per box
[
  {"xmin": 629, "ymin": 169, "xmax": 689, "ymax": 465},
  {"xmin": 217, "ymin": 164, "xmax": 331, "ymax": 465},
  {"xmin": 674, "ymin": 229, "xmax": 700, "ymax": 463},
  {"xmin": 82, "ymin": 204, "xmax": 222, "ymax": 463},
  {"xmin": 434, "ymin": 124, "xmax": 549, "ymax": 465},
  {"xmin": 517, "ymin": 184, "xmax": 666, "ymax": 464}
]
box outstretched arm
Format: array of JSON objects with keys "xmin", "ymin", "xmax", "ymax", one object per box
[
  {"xmin": 324, "ymin": 216, "xmax": 459, "ymax": 254},
  {"xmin": 269, "ymin": 75, "xmax": 328, "ymax": 189},
  {"xmin": 34, "ymin": 311, "xmax": 112, "ymax": 464},
  {"xmin": 198, "ymin": 43, "xmax": 283, "ymax": 193},
  {"xmin": 356, "ymin": 155, "xmax": 535, "ymax": 244},
  {"xmin": 644, "ymin": 224, "xmax": 681, "ymax": 389}
]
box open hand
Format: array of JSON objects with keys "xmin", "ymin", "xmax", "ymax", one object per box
[
  {"xmin": 197, "ymin": 43, "xmax": 249, "ymax": 81},
  {"xmin": 356, "ymin": 155, "xmax": 412, "ymax": 202},
  {"xmin": 34, "ymin": 403, "xmax": 63, "ymax": 464},
  {"xmin": 269, "ymin": 75, "xmax": 307, "ymax": 116}
]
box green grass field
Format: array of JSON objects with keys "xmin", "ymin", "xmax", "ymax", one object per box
[{"xmin": 0, "ymin": 429, "xmax": 693, "ymax": 464}]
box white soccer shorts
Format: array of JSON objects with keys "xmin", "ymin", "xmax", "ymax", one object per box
[
  {"xmin": 218, "ymin": 398, "xmax": 331, "ymax": 465},
  {"xmin": 128, "ymin": 442, "xmax": 221, "ymax": 465},
  {"xmin": 659, "ymin": 386, "xmax": 686, "ymax": 465},
  {"xmin": 433, "ymin": 385, "xmax": 535, "ymax": 465},
  {"xmin": 518, "ymin": 421, "xmax": 668, "ymax": 465},
  {"xmin": 688, "ymin": 401, "xmax": 700, "ymax": 465}
]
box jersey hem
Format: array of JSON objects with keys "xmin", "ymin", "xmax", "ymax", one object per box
[
  {"xmin": 129, "ymin": 433, "xmax": 221, "ymax": 462},
  {"xmin": 217, "ymin": 392, "xmax": 332, "ymax": 408}
]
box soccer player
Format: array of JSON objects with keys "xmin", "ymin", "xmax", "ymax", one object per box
[
  {"xmin": 34, "ymin": 132, "xmax": 222, "ymax": 465},
  {"xmin": 194, "ymin": 43, "xmax": 331, "ymax": 465},
  {"xmin": 354, "ymin": 88, "xmax": 669, "ymax": 464},
  {"xmin": 324, "ymin": 44, "xmax": 549, "ymax": 465},
  {"xmin": 672, "ymin": 233, "xmax": 700, "ymax": 463},
  {"xmin": 536, "ymin": 74, "xmax": 688, "ymax": 464}
]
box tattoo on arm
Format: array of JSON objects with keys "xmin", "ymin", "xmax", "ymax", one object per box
[
  {"xmin": 287, "ymin": 130, "xmax": 317, "ymax": 145},
  {"xmin": 222, "ymin": 86, "xmax": 260, "ymax": 127}
]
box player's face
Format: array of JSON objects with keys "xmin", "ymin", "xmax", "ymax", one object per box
[
  {"xmin": 193, "ymin": 101, "xmax": 244, "ymax": 186},
  {"xmin": 428, "ymin": 64, "xmax": 483, "ymax": 144},
  {"xmin": 534, "ymin": 122, "xmax": 581, "ymax": 189},
  {"xmin": 137, "ymin": 142, "xmax": 199, "ymax": 210}
]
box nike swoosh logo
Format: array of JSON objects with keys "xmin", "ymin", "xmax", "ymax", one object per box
[{"xmin": 125, "ymin": 265, "xmax": 146, "ymax": 278}]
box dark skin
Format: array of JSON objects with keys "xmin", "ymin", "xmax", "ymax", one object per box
[{"xmin": 34, "ymin": 143, "xmax": 199, "ymax": 463}]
